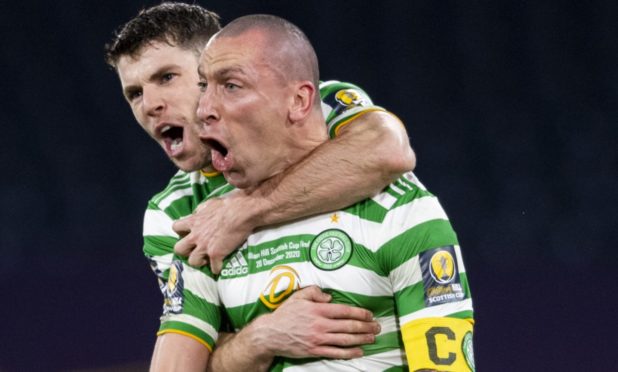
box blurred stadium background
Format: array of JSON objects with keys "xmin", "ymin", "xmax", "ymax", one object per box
[{"xmin": 1, "ymin": 1, "xmax": 615, "ymax": 370}]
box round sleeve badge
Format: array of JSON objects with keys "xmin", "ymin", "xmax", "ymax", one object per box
[
  {"xmin": 335, "ymin": 89, "xmax": 362, "ymax": 107},
  {"xmin": 309, "ymin": 229, "xmax": 353, "ymax": 270},
  {"xmin": 462, "ymin": 331, "xmax": 475, "ymax": 371},
  {"xmin": 429, "ymin": 250, "xmax": 456, "ymax": 284},
  {"xmin": 163, "ymin": 260, "xmax": 184, "ymax": 314}
]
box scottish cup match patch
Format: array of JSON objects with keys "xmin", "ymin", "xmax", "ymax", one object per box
[
  {"xmin": 162, "ymin": 260, "xmax": 184, "ymax": 314},
  {"xmin": 419, "ymin": 245, "xmax": 465, "ymax": 307}
]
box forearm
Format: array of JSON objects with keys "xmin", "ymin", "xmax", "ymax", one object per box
[
  {"xmin": 207, "ymin": 319, "xmax": 274, "ymax": 372},
  {"xmin": 207, "ymin": 287, "xmax": 379, "ymax": 371},
  {"xmin": 171, "ymin": 111, "xmax": 415, "ymax": 270},
  {"xmin": 246, "ymin": 111, "xmax": 415, "ymax": 227},
  {"xmin": 150, "ymin": 333, "xmax": 210, "ymax": 372}
]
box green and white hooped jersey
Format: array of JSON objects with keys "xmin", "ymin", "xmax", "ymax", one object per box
[
  {"xmin": 142, "ymin": 80, "xmax": 386, "ymax": 350},
  {"xmin": 214, "ymin": 172, "xmax": 474, "ymax": 371}
]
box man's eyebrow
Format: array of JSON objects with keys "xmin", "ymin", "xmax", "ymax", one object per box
[
  {"xmin": 123, "ymin": 64, "xmax": 183, "ymax": 99},
  {"xmin": 148, "ymin": 64, "xmax": 180, "ymax": 81},
  {"xmin": 200, "ymin": 65, "xmax": 246, "ymax": 81},
  {"xmin": 123, "ymin": 85, "xmax": 140, "ymax": 99},
  {"xmin": 216, "ymin": 67, "xmax": 244, "ymax": 78}
]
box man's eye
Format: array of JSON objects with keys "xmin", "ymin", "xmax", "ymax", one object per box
[
  {"xmin": 161, "ymin": 73, "xmax": 175, "ymax": 82},
  {"xmin": 198, "ymin": 81, "xmax": 207, "ymax": 92},
  {"xmin": 127, "ymin": 91, "xmax": 142, "ymax": 101},
  {"xmin": 225, "ymin": 83, "xmax": 239, "ymax": 90}
]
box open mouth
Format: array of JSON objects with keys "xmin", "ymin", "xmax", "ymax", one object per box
[
  {"xmin": 160, "ymin": 125, "xmax": 184, "ymax": 154},
  {"xmin": 205, "ymin": 138, "xmax": 228, "ymax": 157},
  {"xmin": 204, "ymin": 138, "xmax": 232, "ymax": 172}
]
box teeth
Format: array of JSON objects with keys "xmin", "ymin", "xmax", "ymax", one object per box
[
  {"xmin": 161, "ymin": 125, "xmax": 172, "ymax": 134},
  {"xmin": 170, "ymin": 138, "xmax": 182, "ymax": 152}
]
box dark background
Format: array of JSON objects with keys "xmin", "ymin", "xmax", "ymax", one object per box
[{"xmin": 1, "ymin": 0, "xmax": 616, "ymax": 370}]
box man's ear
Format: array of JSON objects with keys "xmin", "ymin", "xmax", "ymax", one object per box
[{"xmin": 288, "ymin": 81, "xmax": 316, "ymax": 123}]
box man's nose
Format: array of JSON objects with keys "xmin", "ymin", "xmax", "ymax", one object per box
[
  {"xmin": 142, "ymin": 85, "xmax": 165, "ymax": 117},
  {"xmin": 196, "ymin": 88, "xmax": 219, "ymax": 131}
]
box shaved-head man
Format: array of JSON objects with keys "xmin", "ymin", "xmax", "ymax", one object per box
[{"xmin": 195, "ymin": 14, "xmax": 476, "ymax": 371}]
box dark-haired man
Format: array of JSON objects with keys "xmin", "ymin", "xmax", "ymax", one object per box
[
  {"xmin": 197, "ymin": 14, "xmax": 475, "ymax": 371},
  {"xmin": 105, "ymin": 2, "xmax": 415, "ymax": 371}
]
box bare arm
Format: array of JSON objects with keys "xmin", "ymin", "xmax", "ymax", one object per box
[
  {"xmin": 150, "ymin": 333, "xmax": 210, "ymax": 372},
  {"xmin": 174, "ymin": 111, "xmax": 415, "ymax": 271},
  {"xmin": 207, "ymin": 286, "xmax": 380, "ymax": 372},
  {"xmin": 247, "ymin": 110, "xmax": 415, "ymax": 225}
]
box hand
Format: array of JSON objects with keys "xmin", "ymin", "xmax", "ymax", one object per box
[
  {"xmin": 249, "ymin": 286, "xmax": 381, "ymax": 359},
  {"xmin": 173, "ymin": 191, "xmax": 255, "ymax": 273}
]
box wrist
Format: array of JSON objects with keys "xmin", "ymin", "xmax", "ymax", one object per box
[
  {"xmin": 239, "ymin": 189, "xmax": 275, "ymax": 228},
  {"xmin": 240, "ymin": 313, "xmax": 278, "ymax": 360}
]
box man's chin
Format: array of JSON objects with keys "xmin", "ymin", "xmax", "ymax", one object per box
[{"xmin": 224, "ymin": 172, "xmax": 253, "ymax": 189}]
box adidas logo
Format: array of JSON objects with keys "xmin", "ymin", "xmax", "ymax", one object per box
[{"xmin": 221, "ymin": 250, "xmax": 249, "ymax": 277}]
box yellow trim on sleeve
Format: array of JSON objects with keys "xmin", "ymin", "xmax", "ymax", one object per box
[
  {"xmin": 333, "ymin": 108, "xmax": 385, "ymax": 137},
  {"xmin": 333, "ymin": 108, "xmax": 408, "ymax": 137},
  {"xmin": 401, "ymin": 317, "xmax": 475, "ymax": 371},
  {"xmin": 156, "ymin": 329, "xmax": 213, "ymax": 352}
]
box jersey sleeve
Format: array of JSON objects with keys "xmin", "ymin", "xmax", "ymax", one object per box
[
  {"xmin": 378, "ymin": 174, "xmax": 475, "ymax": 371},
  {"xmin": 318, "ymin": 80, "xmax": 386, "ymax": 138},
  {"xmin": 143, "ymin": 201, "xmax": 221, "ymax": 351}
]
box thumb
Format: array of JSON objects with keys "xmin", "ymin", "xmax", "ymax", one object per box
[
  {"xmin": 292, "ymin": 285, "xmax": 331, "ymax": 303},
  {"xmin": 211, "ymin": 257, "xmax": 223, "ymax": 275}
]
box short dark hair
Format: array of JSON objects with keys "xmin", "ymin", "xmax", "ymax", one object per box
[{"xmin": 104, "ymin": 2, "xmax": 221, "ymax": 68}]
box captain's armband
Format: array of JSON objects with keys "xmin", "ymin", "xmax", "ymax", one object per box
[{"xmin": 402, "ymin": 317, "xmax": 475, "ymax": 371}]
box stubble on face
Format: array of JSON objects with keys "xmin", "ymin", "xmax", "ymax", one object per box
[
  {"xmin": 116, "ymin": 42, "xmax": 214, "ymax": 173},
  {"xmin": 197, "ymin": 32, "xmax": 300, "ymax": 187}
]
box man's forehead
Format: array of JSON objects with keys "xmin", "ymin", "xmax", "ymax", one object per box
[
  {"xmin": 133, "ymin": 40, "xmax": 195, "ymax": 61},
  {"xmin": 199, "ymin": 34, "xmax": 265, "ymax": 73},
  {"xmin": 119, "ymin": 42, "xmax": 197, "ymax": 77},
  {"xmin": 213, "ymin": 29, "xmax": 270, "ymax": 53}
]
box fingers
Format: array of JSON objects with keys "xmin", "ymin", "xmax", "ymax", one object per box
[
  {"xmin": 174, "ymin": 235, "xmax": 196, "ymax": 257},
  {"xmin": 284, "ymin": 288, "xmax": 373, "ymax": 321},
  {"xmin": 185, "ymin": 238, "xmax": 209, "ymax": 267},
  {"xmin": 318, "ymin": 331, "xmax": 377, "ymax": 348},
  {"xmin": 173, "ymin": 216, "xmax": 209, "ymax": 268},
  {"xmin": 288, "ymin": 286, "xmax": 332, "ymax": 303},
  {"xmin": 320, "ymin": 318, "xmax": 381, "ymax": 335},
  {"xmin": 172, "ymin": 217, "xmax": 191, "ymax": 237},
  {"xmin": 175, "ymin": 235, "xmax": 209, "ymax": 267},
  {"xmin": 188, "ymin": 252, "xmax": 209, "ymax": 267},
  {"xmin": 306, "ymin": 328, "xmax": 379, "ymax": 358},
  {"xmin": 316, "ymin": 302, "xmax": 374, "ymax": 322},
  {"xmin": 308, "ymin": 346, "xmax": 364, "ymax": 360},
  {"xmin": 253, "ymin": 294, "xmax": 380, "ymax": 360}
]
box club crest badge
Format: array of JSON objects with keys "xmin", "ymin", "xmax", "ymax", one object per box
[
  {"xmin": 462, "ymin": 331, "xmax": 475, "ymax": 371},
  {"xmin": 309, "ymin": 229, "xmax": 353, "ymax": 270}
]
